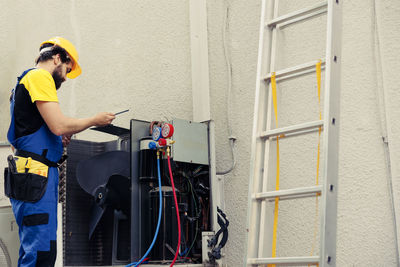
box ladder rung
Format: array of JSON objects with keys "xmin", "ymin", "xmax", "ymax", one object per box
[
  {"xmin": 253, "ymin": 185, "xmax": 323, "ymax": 201},
  {"xmin": 266, "ymin": 1, "xmax": 327, "ymax": 27},
  {"xmin": 279, "ymin": 7, "xmax": 328, "ymax": 28},
  {"xmin": 260, "ymin": 120, "xmax": 323, "ymax": 139},
  {"xmin": 248, "ymin": 256, "xmax": 320, "ymax": 265},
  {"xmin": 264, "ymin": 60, "xmax": 325, "ymax": 82}
]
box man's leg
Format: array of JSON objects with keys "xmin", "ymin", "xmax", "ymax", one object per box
[{"xmin": 11, "ymin": 169, "xmax": 58, "ymax": 267}]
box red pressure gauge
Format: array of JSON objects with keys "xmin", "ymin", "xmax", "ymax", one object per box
[
  {"xmin": 158, "ymin": 138, "xmax": 167, "ymax": 147},
  {"xmin": 161, "ymin": 123, "xmax": 174, "ymax": 138}
]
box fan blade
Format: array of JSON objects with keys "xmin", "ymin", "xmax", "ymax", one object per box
[
  {"xmin": 76, "ymin": 151, "xmax": 130, "ymax": 196},
  {"xmin": 89, "ymin": 204, "xmax": 107, "ymax": 239},
  {"xmin": 106, "ymin": 174, "xmax": 131, "ymax": 215}
]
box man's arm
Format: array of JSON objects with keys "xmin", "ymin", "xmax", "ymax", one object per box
[{"xmin": 36, "ymin": 101, "xmax": 115, "ymax": 136}]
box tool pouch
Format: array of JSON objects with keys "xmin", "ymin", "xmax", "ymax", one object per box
[{"xmin": 4, "ymin": 155, "xmax": 49, "ymax": 203}]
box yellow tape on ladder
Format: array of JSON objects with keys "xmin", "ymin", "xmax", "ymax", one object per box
[
  {"xmin": 271, "ymin": 73, "xmax": 279, "ymax": 124},
  {"xmin": 316, "ymin": 60, "xmax": 322, "ymax": 186},
  {"xmin": 270, "ymin": 62, "xmax": 322, "ymax": 266},
  {"xmin": 269, "ymin": 73, "xmax": 279, "ymax": 267},
  {"xmin": 310, "ymin": 60, "xmax": 322, "ymax": 267}
]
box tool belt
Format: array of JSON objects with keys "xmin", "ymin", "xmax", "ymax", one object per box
[{"xmin": 4, "ymin": 150, "xmax": 65, "ymax": 203}]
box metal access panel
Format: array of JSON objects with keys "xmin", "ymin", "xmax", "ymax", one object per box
[
  {"xmin": 171, "ymin": 118, "xmax": 209, "ymax": 165},
  {"xmin": 130, "ymin": 119, "xmax": 151, "ymax": 261},
  {"xmin": 0, "ymin": 206, "xmax": 19, "ymax": 267}
]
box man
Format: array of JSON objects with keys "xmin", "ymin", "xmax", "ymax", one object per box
[{"xmin": 6, "ymin": 36, "xmax": 115, "ymax": 266}]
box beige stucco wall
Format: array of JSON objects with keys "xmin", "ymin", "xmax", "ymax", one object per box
[
  {"xmin": 1, "ymin": 0, "xmax": 400, "ymax": 266},
  {"xmin": 0, "ymin": 0, "xmax": 193, "ymax": 142}
]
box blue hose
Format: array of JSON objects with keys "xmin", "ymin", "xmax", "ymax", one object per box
[{"xmin": 125, "ymin": 156, "xmax": 163, "ymax": 267}]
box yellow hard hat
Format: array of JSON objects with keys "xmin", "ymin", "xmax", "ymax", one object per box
[{"xmin": 40, "ymin": 37, "xmax": 82, "ymax": 79}]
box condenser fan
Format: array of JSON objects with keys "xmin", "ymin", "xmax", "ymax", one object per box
[
  {"xmin": 0, "ymin": 238, "xmax": 12, "ymax": 267},
  {"xmin": 76, "ymin": 151, "xmax": 131, "ymax": 239}
]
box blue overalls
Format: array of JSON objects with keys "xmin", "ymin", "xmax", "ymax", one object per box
[{"xmin": 7, "ymin": 69, "xmax": 63, "ymax": 267}]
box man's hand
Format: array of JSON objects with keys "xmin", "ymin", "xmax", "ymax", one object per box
[
  {"xmin": 93, "ymin": 112, "xmax": 116, "ymax": 126},
  {"xmin": 62, "ymin": 134, "xmax": 72, "ymax": 147}
]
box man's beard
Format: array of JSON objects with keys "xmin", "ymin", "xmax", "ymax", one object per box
[{"xmin": 52, "ymin": 65, "xmax": 65, "ymax": 90}]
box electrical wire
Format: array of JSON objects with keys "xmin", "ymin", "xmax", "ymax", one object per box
[
  {"xmin": 217, "ymin": 0, "xmax": 237, "ymax": 175},
  {"xmin": 125, "ymin": 154, "xmax": 163, "ymax": 267},
  {"xmin": 184, "ymin": 220, "xmax": 199, "ymax": 260},
  {"xmin": 167, "ymin": 152, "xmax": 181, "ymax": 266},
  {"xmin": 373, "ymin": 2, "xmax": 400, "ymax": 265},
  {"xmin": 183, "ymin": 177, "xmax": 200, "ymax": 259}
]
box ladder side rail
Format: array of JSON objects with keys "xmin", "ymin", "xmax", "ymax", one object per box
[
  {"xmin": 244, "ymin": 0, "xmax": 272, "ymax": 264},
  {"xmin": 320, "ymin": 0, "xmax": 342, "ymax": 266},
  {"xmin": 257, "ymin": 0, "xmax": 280, "ymax": 260}
]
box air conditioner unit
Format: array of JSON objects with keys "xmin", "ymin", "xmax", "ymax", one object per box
[
  {"xmin": 62, "ymin": 118, "xmax": 228, "ymax": 266},
  {"xmin": 0, "ymin": 205, "xmax": 19, "ymax": 267}
]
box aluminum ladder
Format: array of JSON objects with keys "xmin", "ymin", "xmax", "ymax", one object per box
[{"xmin": 245, "ymin": 0, "xmax": 342, "ymax": 266}]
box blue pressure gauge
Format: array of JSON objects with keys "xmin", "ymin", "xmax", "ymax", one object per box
[
  {"xmin": 148, "ymin": 141, "xmax": 158, "ymax": 150},
  {"xmin": 152, "ymin": 126, "xmax": 162, "ymax": 141}
]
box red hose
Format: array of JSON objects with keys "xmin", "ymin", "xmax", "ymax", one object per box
[{"xmin": 167, "ymin": 154, "xmax": 181, "ymax": 266}]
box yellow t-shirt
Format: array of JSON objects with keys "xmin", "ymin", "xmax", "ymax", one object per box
[
  {"xmin": 20, "ymin": 68, "xmax": 58, "ymax": 103},
  {"xmin": 13, "ymin": 68, "xmax": 58, "ymax": 138}
]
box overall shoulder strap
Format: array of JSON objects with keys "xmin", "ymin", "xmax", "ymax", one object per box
[{"xmin": 10, "ymin": 68, "xmax": 35, "ymax": 102}]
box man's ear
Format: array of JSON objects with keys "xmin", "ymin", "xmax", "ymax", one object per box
[{"xmin": 53, "ymin": 54, "xmax": 62, "ymax": 65}]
